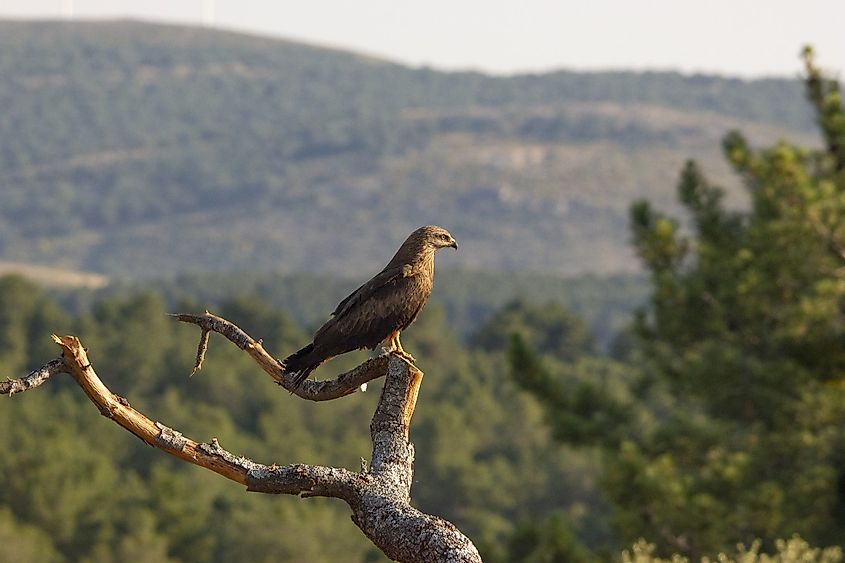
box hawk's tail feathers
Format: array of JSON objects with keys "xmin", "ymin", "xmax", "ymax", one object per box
[
  {"xmin": 288, "ymin": 368, "xmax": 313, "ymax": 390},
  {"xmin": 282, "ymin": 343, "xmax": 316, "ymax": 389}
]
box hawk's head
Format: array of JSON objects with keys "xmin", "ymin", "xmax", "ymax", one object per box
[
  {"xmin": 392, "ymin": 225, "xmax": 458, "ymax": 266},
  {"xmin": 416, "ymin": 225, "xmax": 458, "ymax": 251}
]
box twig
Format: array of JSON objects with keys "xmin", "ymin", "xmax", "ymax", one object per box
[{"xmin": 191, "ymin": 328, "xmax": 210, "ymax": 376}]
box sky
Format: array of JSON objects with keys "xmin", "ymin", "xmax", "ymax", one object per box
[{"xmin": 1, "ymin": 0, "xmax": 843, "ymax": 79}]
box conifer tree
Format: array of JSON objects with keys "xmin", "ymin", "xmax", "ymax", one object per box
[{"xmin": 510, "ymin": 48, "xmax": 845, "ymax": 557}]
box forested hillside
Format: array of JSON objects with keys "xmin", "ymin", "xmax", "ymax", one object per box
[
  {"xmin": 0, "ymin": 275, "xmax": 611, "ymax": 562},
  {"xmin": 0, "ymin": 20, "xmax": 816, "ymax": 278}
]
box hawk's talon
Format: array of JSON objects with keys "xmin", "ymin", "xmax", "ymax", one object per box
[{"xmin": 394, "ymin": 350, "xmax": 416, "ymax": 364}]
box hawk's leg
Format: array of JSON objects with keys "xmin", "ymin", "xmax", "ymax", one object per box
[
  {"xmin": 381, "ymin": 331, "xmax": 416, "ymax": 364},
  {"xmin": 393, "ymin": 333, "xmax": 416, "ymax": 363},
  {"xmin": 380, "ymin": 332, "xmax": 397, "ymax": 355}
]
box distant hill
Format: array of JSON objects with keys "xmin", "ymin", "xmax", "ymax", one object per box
[
  {"xmin": 0, "ymin": 20, "xmax": 817, "ymax": 278},
  {"xmin": 0, "ymin": 260, "xmax": 108, "ymax": 289}
]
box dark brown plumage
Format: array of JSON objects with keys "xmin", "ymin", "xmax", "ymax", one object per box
[{"xmin": 282, "ymin": 225, "xmax": 457, "ymax": 388}]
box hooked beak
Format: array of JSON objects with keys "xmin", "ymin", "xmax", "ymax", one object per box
[{"xmin": 449, "ymin": 239, "xmax": 458, "ymax": 250}]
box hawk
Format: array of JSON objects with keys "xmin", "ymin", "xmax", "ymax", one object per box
[{"xmin": 282, "ymin": 225, "xmax": 457, "ymax": 388}]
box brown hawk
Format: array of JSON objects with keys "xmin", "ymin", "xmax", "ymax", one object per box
[{"xmin": 282, "ymin": 225, "xmax": 457, "ymax": 387}]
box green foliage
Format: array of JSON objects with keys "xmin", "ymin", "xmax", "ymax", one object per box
[
  {"xmin": 802, "ymin": 47, "xmax": 845, "ymax": 171},
  {"xmin": 508, "ymin": 334, "xmax": 634, "ymax": 447},
  {"xmin": 498, "ymin": 514, "xmax": 598, "ymax": 563},
  {"xmin": 0, "ymin": 507, "xmax": 63, "ymax": 563},
  {"xmin": 622, "ymin": 536, "xmax": 842, "ymax": 563},
  {"xmin": 472, "ymin": 299, "xmax": 595, "ymax": 360},
  {"xmin": 0, "ymin": 275, "xmax": 70, "ymax": 374}
]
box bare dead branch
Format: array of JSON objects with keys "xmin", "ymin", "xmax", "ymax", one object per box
[
  {"xmin": 170, "ymin": 312, "xmax": 391, "ymax": 401},
  {"xmin": 50, "ymin": 332, "xmax": 247, "ymax": 484},
  {"xmin": 191, "ymin": 328, "xmax": 210, "ymax": 375},
  {"xmin": 1, "ymin": 358, "xmax": 69, "ymax": 396},
  {"xmin": 8, "ymin": 332, "xmax": 482, "ymax": 562},
  {"xmin": 47, "ymin": 334, "xmax": 358, "ymax": 498}
]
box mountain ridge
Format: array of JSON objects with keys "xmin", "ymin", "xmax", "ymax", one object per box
[{"xmin": 0, "ymin": 20, "xmax": 817, "ymax": 277}]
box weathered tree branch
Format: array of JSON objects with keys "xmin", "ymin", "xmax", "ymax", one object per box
[
  {"xmin": 1, "ymin": 358, "xmax": 69, "ymax": 396},
  {"xmin": 170, "ymin": 312, "xmax": 390, "ymax": 401},
  {"xmin": 5, "ymin": 326, "xmax": 482, "ymax": 562}
]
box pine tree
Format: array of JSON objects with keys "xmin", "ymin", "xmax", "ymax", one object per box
[{"xmin": 510, "ymin": 48, "xmax": 845, "ymax": 557}]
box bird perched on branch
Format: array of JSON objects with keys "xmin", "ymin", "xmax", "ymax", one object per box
[{"xmin": 282, "ymin": 225, "xmax": 458, "ymax": 388}]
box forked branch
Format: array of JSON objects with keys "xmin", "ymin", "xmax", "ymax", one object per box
[{"xmin": 171, "ymin": 312, "xmax": 390, "ymax": 401}]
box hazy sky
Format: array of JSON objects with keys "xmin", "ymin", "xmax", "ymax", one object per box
[{"xmin": 2, "ymin": 0, "xmax": 843, "ymax": 78}]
